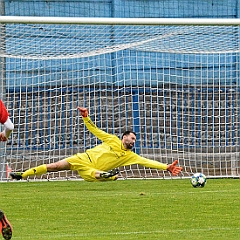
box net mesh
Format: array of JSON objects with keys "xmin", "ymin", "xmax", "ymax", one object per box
[{"xmin": 0, "ymin": 23, "xmax": 239, "ymax": 180}]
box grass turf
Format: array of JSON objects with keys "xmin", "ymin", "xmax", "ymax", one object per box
[{"xmin": 1, "ymin": 178, "xmax": 239, "ymax": 239}]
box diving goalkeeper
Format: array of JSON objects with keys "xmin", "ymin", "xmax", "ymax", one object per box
[{"xmin": 10, "ymin": 107, "xmax": 182, "ymax": 182}]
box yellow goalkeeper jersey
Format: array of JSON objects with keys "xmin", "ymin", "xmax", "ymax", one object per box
[{"xmin": 76, "ymin": 116, "xmax": 168, "ymax": 171}]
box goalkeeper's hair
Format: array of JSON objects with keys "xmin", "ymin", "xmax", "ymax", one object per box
[{"xmin": 121, "ymin": 130, "xmax": 136, "ymax": 139}]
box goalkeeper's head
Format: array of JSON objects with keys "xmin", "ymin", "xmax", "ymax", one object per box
[{"xmin": 121, "ymin": 131, "xmax": 136, "ymax": 150}]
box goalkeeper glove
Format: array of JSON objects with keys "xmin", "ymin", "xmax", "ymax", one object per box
[
  {"xmin": 77, "ymin": 107, "xmax": 88, "ymax": 117},
  {"xmin": 167, "ymin": 160, "xmax": 182, "ymax": 176}
]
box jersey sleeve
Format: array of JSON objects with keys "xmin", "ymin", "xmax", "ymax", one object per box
[
  {"xmin": 128, "ymin": 152, "xmax": 168, "ymax": 170},
  {"xmin": 82, "ymin": 116, "xmax": 115, "ymax": 142}
]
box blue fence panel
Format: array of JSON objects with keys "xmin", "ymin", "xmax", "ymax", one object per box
[{"xmin": 5, "ymin": 0, "xmax": 236, "ymax": 18}]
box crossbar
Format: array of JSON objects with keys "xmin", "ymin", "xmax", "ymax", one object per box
[{"xmin": 0, "ymin": 16, "xmax": 240, "ymax": 25}]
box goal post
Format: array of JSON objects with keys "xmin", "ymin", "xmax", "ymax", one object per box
[{"xmin": 0, "ymin": 17, "xmax": 239, "ymax": 181}]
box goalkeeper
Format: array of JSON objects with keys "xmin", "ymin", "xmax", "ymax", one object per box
[{"xmin": 10, "ymin": 107, "xmax": 182, "ymax": 182}]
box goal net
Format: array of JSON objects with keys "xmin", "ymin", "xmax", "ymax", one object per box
[{"xmin": 0, "ymin": 17, "xmax": 239, "ymax": 180}]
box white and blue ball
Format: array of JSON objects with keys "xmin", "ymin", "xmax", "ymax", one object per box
[{"xmin": 190, "ymin": 173, "xmax": 207, "ymax": 188}]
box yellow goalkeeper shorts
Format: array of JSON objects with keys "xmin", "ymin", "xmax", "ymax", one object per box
[{"xmin": 65, "ymin": 153, "xmax": 116, "ymax": 182}]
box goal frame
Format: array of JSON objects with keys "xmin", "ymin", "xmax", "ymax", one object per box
[
  {"xmin": 0, "ymin": 16, "xmax": 240, "ymax": 181},
  {"xmin": 1, "ymin": 16, "xmax": 240, "ymax": 26}
]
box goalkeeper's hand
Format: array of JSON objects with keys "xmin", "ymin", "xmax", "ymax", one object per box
[
  {"xmin": 77, "ymin": 107, "xmax": 88, "ymax": 117},
  {"xmin": 167, "ymin": 160, "xmax": 182, "ymax": 176}
]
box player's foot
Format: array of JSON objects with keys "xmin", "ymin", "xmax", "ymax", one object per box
[
  {"xmin": 100, "ymin": 168, "xmax": 119, "ymax": 178},
  {"xmin": 9, "ymin": 172, "xmax": 23, "ymax": 180},
  {"xmin": 0, "ymin": 210, "xmax": 12, "ymax": 240}
]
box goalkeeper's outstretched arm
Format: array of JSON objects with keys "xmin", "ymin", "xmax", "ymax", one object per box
[
  {"xmin": 77, "ymin": 107, "xmax": 115, "ymax": 143},
  {"xmin": 132, "ymin": 154, "xmax": 182, "ymax": 176}
]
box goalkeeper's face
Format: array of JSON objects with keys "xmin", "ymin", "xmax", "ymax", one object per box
[{"xmin": 122, "ymin": 132, "xmax": 136, "ymax": 150}]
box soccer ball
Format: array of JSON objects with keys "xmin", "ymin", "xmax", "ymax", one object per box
[{"xmin": 190, "ymin": 173, "xmax": 207, "ymax": 188}]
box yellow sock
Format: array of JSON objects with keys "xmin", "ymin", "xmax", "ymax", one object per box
[{"xmin": 22, "ymin": 164, "xmax": 47, "ymax": 178}]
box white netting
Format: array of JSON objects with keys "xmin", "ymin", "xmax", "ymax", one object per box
[
  {"xmin": 2, "ymin": 25, "xmax": 239, "ymax": 59},
  {"xmin": 0, "ymin": 21, "xmax": 239, "ymax": 180}
]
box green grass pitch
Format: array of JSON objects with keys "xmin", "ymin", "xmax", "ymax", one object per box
[{"xmin": 1, "ymin": 178, "xmax": 240, "ymax": 239}]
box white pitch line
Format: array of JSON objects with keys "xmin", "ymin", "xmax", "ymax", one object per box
[{"xmin": 12, "ymin": 226, "xmax": 240, "ymax": 239}]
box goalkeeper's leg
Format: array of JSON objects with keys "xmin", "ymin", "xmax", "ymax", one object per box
[
  {"xmin": 99, "ymin": 168, "xmax": 119, "ymax": 179},
  {"xmin": 65, "ymin": 154, "xmax": 119, "ymax": 181},
  {"xmin": 10, "ymin": 157, "xmax": 119, "ymax": 182},
  {"xmin": 78, "ymin": 168, "xmax": 119, "ymax": 182},
  {"xmin": 10, "ymin": 160, "xmax": 71, "ymax": 180}
]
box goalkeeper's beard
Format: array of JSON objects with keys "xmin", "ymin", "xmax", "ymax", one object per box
[{"xmin": 124, "ymin": 141, "xmax": 134, "ymax": 150}]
